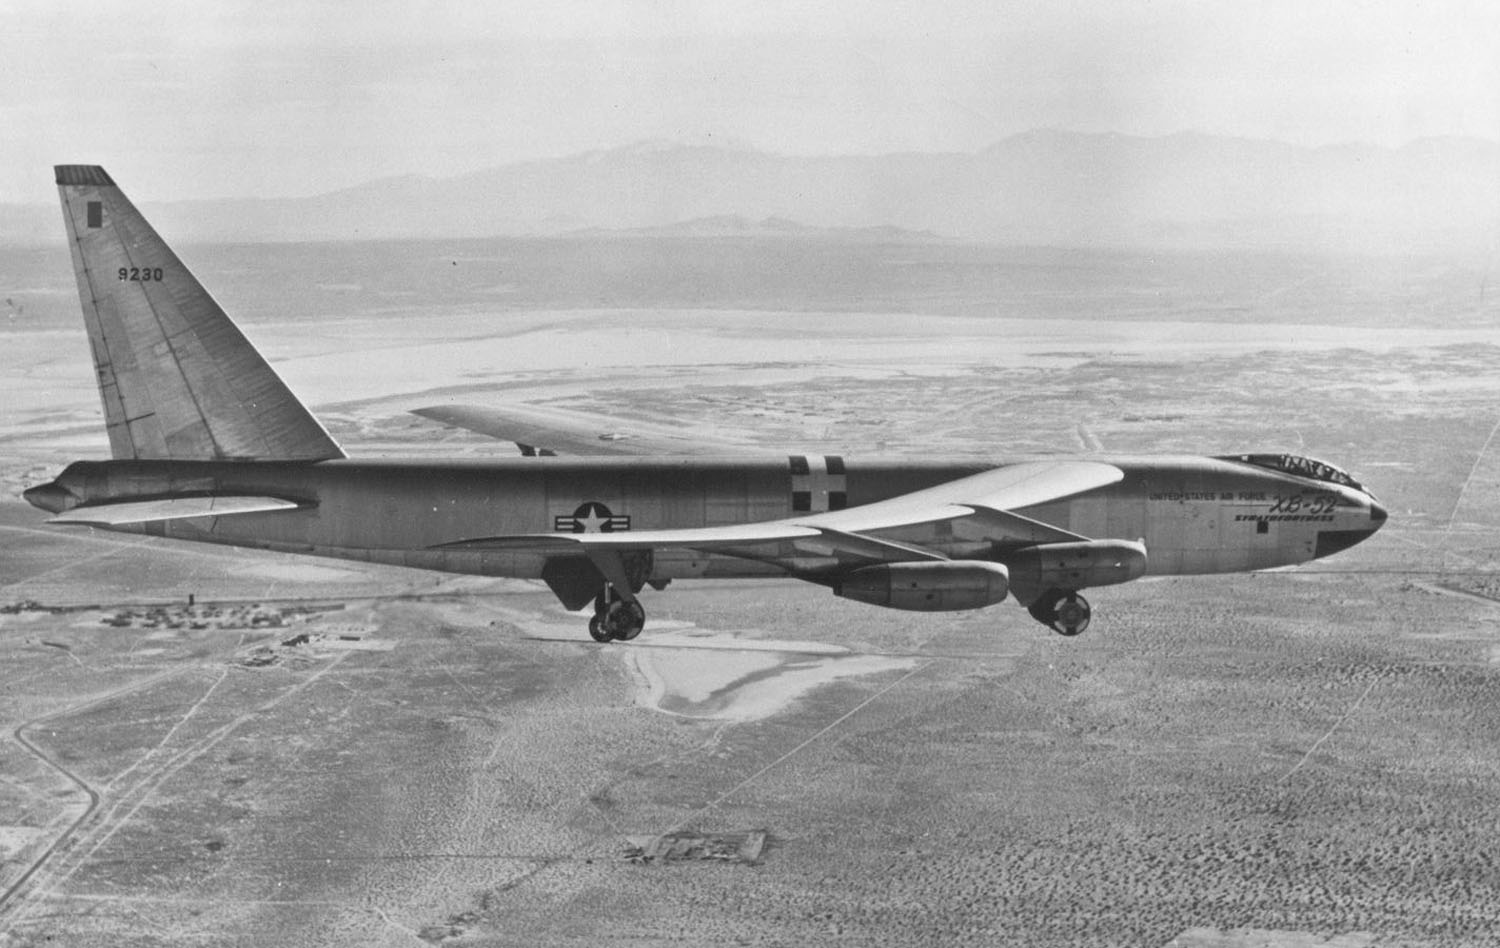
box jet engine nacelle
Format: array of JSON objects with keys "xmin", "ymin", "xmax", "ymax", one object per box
[
  {"xmin": 834, "ymin": 560, "xmax": 1010, "ymax": 612},
  {"xmin": 1005, "ymin": 539, "xmax": 1148, "ymax": 603}
]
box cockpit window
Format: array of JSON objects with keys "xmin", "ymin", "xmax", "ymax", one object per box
[{"xmin": 1220, "ymin": 454, "xmax": 1366, "ymax": 492}]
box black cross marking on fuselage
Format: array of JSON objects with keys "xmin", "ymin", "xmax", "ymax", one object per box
[{"xmin": 790, "ymin": 455, "xmax": 847, "ymax": 513}]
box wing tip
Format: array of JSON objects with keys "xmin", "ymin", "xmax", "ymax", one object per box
[{"xmin": 55, "ymin": 165, "xmax": 115, "ymax": 187}]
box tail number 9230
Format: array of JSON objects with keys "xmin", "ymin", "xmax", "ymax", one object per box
[{"xmin": 118, "ymin": 267, "xmax": 164, "ymax": 282}]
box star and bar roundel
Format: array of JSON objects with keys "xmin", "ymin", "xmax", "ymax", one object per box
[{"xmin": 554, "ymin": 501, "xmax": 631, "ymax": 533}]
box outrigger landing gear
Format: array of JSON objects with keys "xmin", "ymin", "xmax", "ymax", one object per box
[
  {"xmin": 588, "ymin": 587, "xmax": 645, "ymax": 643},
  {"xmin": 1028, "ymin": 589, "xmax": 1092, "ymax": 637}
]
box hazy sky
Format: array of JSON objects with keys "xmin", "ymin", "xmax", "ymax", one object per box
[{"xmin": 4, "ymin": 0, "xmax": 1497, "ymax": 203}]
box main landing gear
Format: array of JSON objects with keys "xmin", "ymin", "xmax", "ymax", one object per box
[
  {"xmin": 1028, "ymin": 589, "xmax": 1092, "ymax": 637},
  {"xmin": 587, "ymin": 587, "xmax": 645, "ymax": 643}
]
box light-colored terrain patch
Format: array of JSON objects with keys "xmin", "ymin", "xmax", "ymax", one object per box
[
  {"xmin": 623, "ymin": 628, "xmax": 919, "ymax": 721},
  {"xmin": 0, "ymin": 827, "xmax": 45, "ymax": 860},
  {"xmin": 625, "ymin": 625, "xmax": 851, "ymax": 655},
  {"xmin": 239, "ymin": 563, "xmax": 365, "ymax": 583}
]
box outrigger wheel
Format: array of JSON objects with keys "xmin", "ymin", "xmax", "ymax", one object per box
[
  {"xmin": 589, "ymin": 588, "xmax": 646, "ymax": 643},
  {"xmin": 1028, "ymin": 589, "xmax": 1092, "ymax": 637}
]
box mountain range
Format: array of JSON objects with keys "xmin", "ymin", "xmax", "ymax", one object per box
[{"xmin": 8, "ymin": 130, "xmax": 1498, "ymax": 252}]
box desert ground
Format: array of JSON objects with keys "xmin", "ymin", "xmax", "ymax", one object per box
[{"xmin": 2, "ymin": 238, "xmax": 1500, "ymax": 946}]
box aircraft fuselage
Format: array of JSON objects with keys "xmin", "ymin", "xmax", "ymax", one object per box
[{"xmin": 28, "ymin": 453, "xmax": 1385, "ymax": 588}]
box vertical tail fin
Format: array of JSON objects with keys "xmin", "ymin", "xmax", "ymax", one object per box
[{"xmin": 54, "ymin": 165, "xmax": 345, "ymax": 461}]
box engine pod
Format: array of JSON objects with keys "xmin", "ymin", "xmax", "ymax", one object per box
[
  {"xmin": 835, "ymin": 560, "xmax": 1010, "ymax": 612},
  {"xmin": 1004, "ymin": 539, "xmax": 1148, "ymax": 605}
]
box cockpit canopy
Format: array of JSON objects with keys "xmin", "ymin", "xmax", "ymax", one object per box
[{"xmin": 1220, "ymin": 454, "xmax": 1367, "ymax": 493}]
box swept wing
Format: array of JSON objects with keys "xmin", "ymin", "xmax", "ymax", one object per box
[
  {"xmin": 438, "ymin": 459, "xmax": 1118, "ymax": 563},
  {"xmin": 412, "ymin": 403, "xmax": 756, "ymax": 457}
]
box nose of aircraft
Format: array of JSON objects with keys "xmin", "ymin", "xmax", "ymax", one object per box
[{"xmin": 1313, "ymin": 492, "xmax": 1387, "ymax": 559}]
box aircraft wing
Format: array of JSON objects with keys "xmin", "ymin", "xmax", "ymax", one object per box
[
  {"xmin": 412, "ymin": 403, "xmax": 756, "ymax": 456},
  {"xmin": 438, "ymin": 460, "xmax": 1117, "ymax": 566}
]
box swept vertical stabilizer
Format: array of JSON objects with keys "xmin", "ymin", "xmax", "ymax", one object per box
[{"xmin": 54, "ymin": 165, "xmax": 344, "ymax": 461}]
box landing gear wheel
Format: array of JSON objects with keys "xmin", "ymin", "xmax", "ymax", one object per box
[
  {"xmin": 1051, "ymin": 592, "xmax": 1091, "ymax": 636},
  {"xmin": 608, "ymin": 600, "xmax": 645, "ymax": 641},
  {"xmin": 588, "ymin": 588, "xmax": 646, "ymax": 642},
  {"xmin": 1028, "ymin": 589, "xmax": 1091, "ymax": 636},
  {"xmin": 588, "ymin": 614, "xmax": 611, "ymax": 643}
]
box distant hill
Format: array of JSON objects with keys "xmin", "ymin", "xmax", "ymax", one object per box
[
  {"xmin": 7, "ymin": 131, "xmax": 1498, "ymax": 252},
  {"xmin": 572, "ymin": 215, "xmax": 946, "ymax": 242}
]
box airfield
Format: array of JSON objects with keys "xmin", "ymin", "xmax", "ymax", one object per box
[{"xmin": 3, "ymin": 238, "xmax": 1500, "ymax": 946}]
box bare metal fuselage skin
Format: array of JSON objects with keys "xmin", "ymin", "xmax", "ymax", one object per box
[{"xmin": 30, "ymin": 454, "xmax": 1384, "ymax": 586}]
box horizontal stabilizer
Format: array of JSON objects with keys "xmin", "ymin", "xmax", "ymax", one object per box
[{"xmin": 49, "ymin": 495, "xmax": 306, "ymax": 526}]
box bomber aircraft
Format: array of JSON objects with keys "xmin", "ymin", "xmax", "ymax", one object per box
[{"xmin": 24, "ymin": 166, "xmax": 1387, "ymax": 642}]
